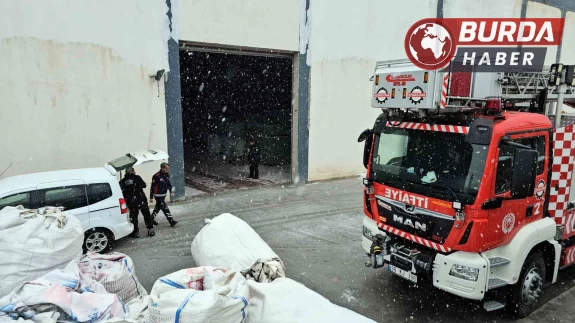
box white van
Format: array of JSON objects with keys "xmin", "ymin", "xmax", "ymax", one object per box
[{"xmin": 0, "ymin": 149, "xmax": 168, "ymax": 253}]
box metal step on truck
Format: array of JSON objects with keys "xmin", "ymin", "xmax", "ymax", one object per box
[{"xmin": 359, "ymin": 59, "xmax": 575, "ymax": 318}]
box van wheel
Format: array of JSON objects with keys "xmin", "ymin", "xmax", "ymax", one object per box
[
  {"xmin": 508, "ymin": 252, "xmax": 546, "ymax": 318},
  {"xmin": 83, "ymin": 229, "xmax": 111, "ymax": 254}
]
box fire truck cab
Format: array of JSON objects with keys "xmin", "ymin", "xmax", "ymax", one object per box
[{"xmin": 360, "ymin": 60, "xmax": 575, "ymax": 317}]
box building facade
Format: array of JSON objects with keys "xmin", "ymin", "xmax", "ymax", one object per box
[{"xmin": 1, "ymin": 0, "xmax": 575, "ymax": 199}]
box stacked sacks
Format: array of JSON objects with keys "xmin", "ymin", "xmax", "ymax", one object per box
[
  {"xmin": 0, "ymin": 261, "xmax": 125, "ymax": 322},
  {"xmin": 192, "ymin": 213, "xmax": 376, "ymax": 323},
  {"xmin": 191, "ymin": 213, "xmax": 285, "ymax": 283},
  {"xmin": 146, "ymin": 267, "xmax": 249, "ymax": 323},
  {"xmin": 78, "ymin": 253, "xmax": 147, "ymax": 303},
  {"xmin": 0, "ymin": 206, "xmax": 84, "ymax": 297}
]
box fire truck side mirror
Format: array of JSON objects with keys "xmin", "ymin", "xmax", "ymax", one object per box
[
  {"xmin": 511, "ymin": 149, "xmax": 538, "ymax": 199},
  {"xmin": 361, "ymin": 131, "xmax": 374, "ymax": 169},
  {"xmin": 358, "ymin": 129, "xmax": 373, "ymax": 142}
]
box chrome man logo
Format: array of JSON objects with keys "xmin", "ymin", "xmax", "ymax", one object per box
[
  {"xmin": 535, "ymin": 179, "xmax": 546, "ymax": 200},
  {"xmin": 393, "ymin": 214, "xmax": 427, "ymax": 232},
  {"xmin": 404, "ymin": 18, "xmax": 565, "ymax": 72},
  {"xmin": 502, "ymin": 212, "xmax": 515, "ymax": 234}
]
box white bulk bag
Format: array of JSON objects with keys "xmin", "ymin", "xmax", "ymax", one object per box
[
  {"xmin": 0, "ymin": 260, "xmax": 125, "ymax": 322},
  {"xmin": 191, "ymin": 213, "xmax": 285, "ymax": 282},
  {"xmin": 78, "ymin": 252, "xmax": 147, "ymax": 303},
  {"xmin": 124, "ymin": 295, "xmax": 149, "ymax": 321},
  {"xmin": 246, "ymin": 278, "xmax": 376, "ymax": 323},
  {"xmin": 0, "ymin": 206, "xmax": 84, "ymax": 297},
  {"xmin": 146, "ymin": 267, "xmax": 249, "ymax": 323}
]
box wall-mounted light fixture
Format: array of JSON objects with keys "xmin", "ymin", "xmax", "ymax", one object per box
[
  {"xmin": 150, "ymin": 69, "xmax": 165, "ymax": 81},
  {"xmin": 150, "ymin": 69, "xmax": 166, "ymax": 97}
]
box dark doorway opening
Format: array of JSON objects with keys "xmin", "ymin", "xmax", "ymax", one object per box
[{"xmin": 180, "ymin": 49, "xmax": 293, "ymax": 193}]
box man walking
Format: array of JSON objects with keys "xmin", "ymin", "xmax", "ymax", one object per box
[
  {"xmin": 247, "ymin": 136, "xmax": 260, "ymax": 179},
  {"xmin": 150, "ymin": 162, "xmax": 178, "ymax": 227},
  {"xmin": 120, "ymin": 167, "xmax": 155, "ymax": 238}
]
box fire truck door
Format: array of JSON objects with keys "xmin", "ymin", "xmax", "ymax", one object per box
[{"xmin": 487, "ymin": 133, "xmax": 548, "ymax": 247}]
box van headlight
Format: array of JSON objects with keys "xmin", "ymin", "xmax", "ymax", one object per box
[
  {"xmin": 363, "ymin": 226, "xmax": 373, "ymax": 240},
  {"xmin": 449, "ymin": 264, "xmax": 479, "ymax": 282}
]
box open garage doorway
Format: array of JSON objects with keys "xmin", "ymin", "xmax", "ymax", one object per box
[{"xmin": 180, "ymin": 48, "xmax": 293, "ymax": 193}]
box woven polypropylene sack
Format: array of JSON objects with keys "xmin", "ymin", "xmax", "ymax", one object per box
[
  {"xmin": 0, "ymin": 261, "xmax": 125, "ymax": 322},
  {"xmin": 246, "ymin": 278, "xmax": 376, "ymax": 323},
  {"xmin": 145, "ymin": 267, "xmax": 249, "ymax": 323},
  {"xmin": 191, "ymin": 213, "xmax": 285, "ymax": 282},
  {"xmin": 0, "ymin": 206, "xmax": 84, "ymax": 297},
  {"xmin": 78, "ymin": 252, "xmax": 147, "ymax": 303}
]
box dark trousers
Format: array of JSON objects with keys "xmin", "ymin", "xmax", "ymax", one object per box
[
  {"xmin": 249, "ymin": 163, "xmax": 259, "ymax": 179},
  {"xmin": 151, "ymin": 196, "xmax": 174, "ymax": 221},
  {"xmin": 129, "ymin": 203, "xmax": 154, "ymax": 231}
]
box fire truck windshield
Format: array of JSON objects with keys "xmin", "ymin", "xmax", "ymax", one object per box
[{"xmin": 370, "ymin": 127, "xmax": 489, "ymax": 204}]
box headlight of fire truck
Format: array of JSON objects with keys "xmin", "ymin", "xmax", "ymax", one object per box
[
  {"xmin": 363, "ymin": 226, "xmax": 373, "ymax": 240},
  {"xmin": 449, "ymin": 264, "xmax": 480, "ymax": 282}
]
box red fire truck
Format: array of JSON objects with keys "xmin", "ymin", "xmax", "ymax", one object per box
[{"xmin": 359, "ymin": 60, "xmax": 575, "ymax": 317}]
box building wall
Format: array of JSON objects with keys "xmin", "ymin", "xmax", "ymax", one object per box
[
  {"xmin": 526, "ymin": 1, "xmax": 562, "ymax": 66},
  {"xmin": 561, "ymin": 12, "xmax": 575, "ymax": 64},
  {"xmin": 179, "ymin": 0, "xmax": 300, "ymax": 51},
  {"xmin": 0, "ymin": 0, "xmax": 170, "ymax": 193},
  {"xmin": 2, "ymin": 0, "xmax": 574, "ymax": 189},
  {"xmin": 443, "ymin": 0, "xmax": 522, "ymax": 17},
  {"xmin": 306, "ymin": 0, "xmax": 438, "ymax": 181}
]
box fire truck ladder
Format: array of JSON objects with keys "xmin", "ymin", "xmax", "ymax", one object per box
[
  {"xmin": 444, "ymin": 68, "xmax": 575, "ymax": 111},
  {"xmin": 498, "ymin": 69, "xmax": 575, "ymax": 101}
]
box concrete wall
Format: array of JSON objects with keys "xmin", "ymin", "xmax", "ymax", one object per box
[
  {"xmin": 0, "ymin": 0, "xmax": 170, "ymax": 192},
  {"xmin": 443, "ymin": 0, "xmax": 522, "ymax": 17},
  {"xmin": 179, "ymin": 0, "xmax": 300, "ymax": 51},
  {"xmin": 561, "ymin": 12, "xmax": 575, "ymax": 64},
  {"xmin": 526, "ymin": 1, "xmax": 562, "ymax": 66},
  {"xmin": 306, "ymin": 0, "xmax": 438, "ymax": 181}
]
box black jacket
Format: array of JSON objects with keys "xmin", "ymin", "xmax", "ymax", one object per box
[
  {"xmin": 120, "ymin": 173, "xmax": 148, "ymax": 206},
  {"xmin": 150, "ymin": 171, "xmax": 172, "ymax": 197},
  {"xmin": 247, "ymin": 143, "xmax": 261, "ymax": 164}
]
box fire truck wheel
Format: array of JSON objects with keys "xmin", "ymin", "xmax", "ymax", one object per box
[{"xmin": 508, "ymin": 252, "xmax": 546, "ymax": 318}]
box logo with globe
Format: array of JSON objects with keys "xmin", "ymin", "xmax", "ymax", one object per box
[{"xmin": 405, "ymin": 19, "xmax": 456, "ymax": 70}]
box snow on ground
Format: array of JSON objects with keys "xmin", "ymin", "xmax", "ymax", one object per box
[
  {"xmin": 185, "ymin": 186, "xmax": 205, "ymax": 197},
  {"xmin": 184, "ymin": 154, "xmax": 291, "ymax": 193}
]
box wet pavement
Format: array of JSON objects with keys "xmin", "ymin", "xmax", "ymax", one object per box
[{"xmin": 113, "ymin": 177, "xmax": 575, "ymax": 323}]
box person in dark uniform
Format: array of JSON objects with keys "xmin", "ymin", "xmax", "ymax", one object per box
[
  {"xmin": 149, "ymin": 162, "xmax": 178, "ymax": 227},
  {"xmin": 247, "ymin": 136, "xmax": 260, "ymax": 179},
  {"xmin": 120, "ymin": 167, "xmax": 155, "ymax": 238}
]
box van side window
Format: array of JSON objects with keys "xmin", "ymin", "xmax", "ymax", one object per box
[
  {"xmin": 87, "ymin": 183, "xmax": 112, "ymax": 205},
  {"xmin": 36, "ymin": 185, "xmax": 88, "ymax": 211},
  {"xmin": 0, "ymin": 192, "xmax": 32, "ymax": 209},
  {"xmin": 495, "ymin": 136, "xmax": 545, "ymax": 194}
]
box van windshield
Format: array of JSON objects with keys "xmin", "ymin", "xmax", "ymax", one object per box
[{"xmin": 371, "ymin": 127, "xmax": 489, "ymax": 204}]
